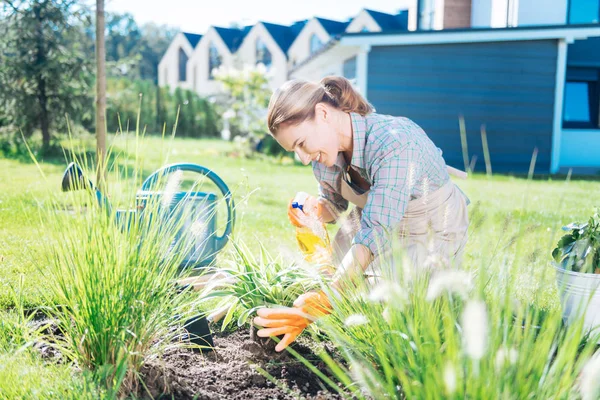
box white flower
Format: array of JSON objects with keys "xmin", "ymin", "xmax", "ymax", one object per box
[
  {"xmin": 190, "ymin": 220, "xmax": 207, "ymax": 238},
  {"xmin": 161, "ymin": 170, "xmax": 183, "ymax": 208},
  {"xmin": 423, "ymin": 253, "xmax": 450, "ymax": 270},
  {"xmin": 368, "ymin": 282, "xmax": 406, "ymax": 304},
  {"xmin": 426, "ymin": 269, "xmax": 473, "ymax": 301},
  {"xmin": 580, "ymin": 351, "xmax": 600, "ymax": 400},
  {"xmin": 461, "ymin": 300, "xmax": 488, "ymax": 361},
  {"xmin": 443, "ymin": 363, "xmax": 457, "ymax": 395},
  {"xmin": 344, "ymin": 314, "xmax": 368, "ymax": 327},
  {"xmin": 495, "ymin": 346, "xmax": 518, "ymax": 371}
]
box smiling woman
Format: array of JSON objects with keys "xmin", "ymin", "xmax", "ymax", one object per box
[{"xmin": 257, "ymin": 75, "xmax": 471, "ymax": 351}]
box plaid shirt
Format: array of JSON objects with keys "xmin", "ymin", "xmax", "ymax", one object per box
[{"xmin": 312, "ymin": 112, "xmax": 450, "ymax": 256}]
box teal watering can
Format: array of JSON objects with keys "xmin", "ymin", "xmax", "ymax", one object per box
[{"xmin": 61, "ymin": 162, "xmax": 235, "ymax": 269}]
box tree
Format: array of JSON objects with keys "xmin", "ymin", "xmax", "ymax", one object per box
[
  {"xmin": 96, "ymin": 0, "xmax": 106, "ymax": 185},
  {"xmin": 0, "ymin": 0, "xmax": 93, "ymax": 151}
]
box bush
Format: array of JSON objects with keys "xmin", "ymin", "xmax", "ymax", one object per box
[{"xmin": 107, "ymin": 78, "xmax": 220, "ymax": 137}]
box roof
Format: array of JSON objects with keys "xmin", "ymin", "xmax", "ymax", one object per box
[
  {"xmin": 315, "ymin": 17, "xmax": 349, "ymax": 35},
  {"xmin": 291, "ymin": 24, "xmax": 600, "ymax": 75},
  {"xmin": 182, "ymin": 32, "xmax": 203, "ymax": 48},
  {"xmin": 261, "ymin": 21, "xmax": 306, "ymax": 53},
  {"xmin": 342, "ymin": 22, "xmax": 600, "ymax": 41},
  {"xmin": 365, "ymin": 9, "xmax": 409, "ymax": 31},
  {"xmin": 213, "ymin": 26, "xmax": 252, "ymax": 52}
]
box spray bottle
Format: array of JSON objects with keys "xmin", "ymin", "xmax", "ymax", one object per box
[{"xmin": 290, "ymin": 192, "xmax": 335, "ymax": 274}]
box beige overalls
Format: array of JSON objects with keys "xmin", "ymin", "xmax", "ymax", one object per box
[{"xmin": 330, "ymin": 165, "xmax": 470, "ymax": 276}]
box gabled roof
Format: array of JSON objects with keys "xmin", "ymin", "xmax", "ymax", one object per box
[
  {"xmin": 262, "ymin": 21, "xmax": 306, "ymax": 53},
  {"xmin": 365, "ymin": 9, "xmax": 409, "ymax": 31},
  {"xmin": 182, "ymin": 32, "xmax": 203, "ymax": 48},
  {"xmin": 213, "ymin": 26, "xmax": 252, "ymax": 52},
  {"xmin": 315, "ymin": 17, "xmax": 349, "ymax": 36}
]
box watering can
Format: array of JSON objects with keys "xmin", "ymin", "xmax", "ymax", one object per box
[{"xmin": 61, "ymin": 162, "xmax": 235, "ymax": 269}]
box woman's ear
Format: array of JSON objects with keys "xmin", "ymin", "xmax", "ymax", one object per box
[{"xmin": 315, "ymin": 102, "xmax": 328, "ymax": 122}]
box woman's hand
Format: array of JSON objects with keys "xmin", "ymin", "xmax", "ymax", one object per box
[{"xmin": 253, "ymin": 290, "xmax": 332, "ymax": 352}]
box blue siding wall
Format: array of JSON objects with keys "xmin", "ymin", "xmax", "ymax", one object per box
[{"xmin": 367, "ymin": 40, "xmax": 558, "ymax": 174}]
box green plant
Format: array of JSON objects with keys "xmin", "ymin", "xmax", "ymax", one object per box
[
  {"xmin": 31, "ymin": 133, "xmax": 203, "ymax": 396},
  {"xmin": 552, "ymin": 209, "xmax": 600, "ymax": 273},
  {"xmin": 310, "ymin": 260, "xmax": 600, "ymax": 400},
  {"xmin": 200, "ymin": 240, "xmax": 322, "ymax": 331}
]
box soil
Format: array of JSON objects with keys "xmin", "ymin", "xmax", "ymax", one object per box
[{"xmin": 141, "ymin": 327, "xmax": 345, "ymax": 400}]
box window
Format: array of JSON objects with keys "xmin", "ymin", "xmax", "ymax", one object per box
[
  {"xmin": 568, "ymin": 0, "xmax": 600, "ymax": 24},
  {"xmin": 178, "ymin": 48, "xmax": 188, "ymax": 82},
  {"xmin": 418, "ymin": 0, "xmax": 436, "ymax": 30},
  {"xmin": 256, "ymin": 38, "xmax": 272, "ymax": 68},
  {"xmin": 563, "ymin": 80, "xmax": 600, "ymax": 129},
  {"xmin": 208, "ymin": 43, "xmax": 221, "ymax": 80},
  {"xmin": 310, "ymin": 34, "xmax": 323, "ymax": 55},
  {"xmin": 343, "ymin": 56, "xmax": 357, "ymax": 80}
]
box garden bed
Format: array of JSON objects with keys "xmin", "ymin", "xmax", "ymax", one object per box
[{"xmin": 141, "ymin": 327, "xmax": 343, "ymax": 400}]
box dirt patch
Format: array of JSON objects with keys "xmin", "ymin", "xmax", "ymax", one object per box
[{"xmin": 141, "ymin": 328, "xmax": 345, "ymax": 400}]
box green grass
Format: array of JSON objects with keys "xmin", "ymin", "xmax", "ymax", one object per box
[{"xmin": 1, "ymin": 134, "xmax": 600, "ymax": 397}]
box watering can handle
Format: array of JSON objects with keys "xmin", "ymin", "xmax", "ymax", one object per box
[{"xmin": 140, "ymin": 163, "xmax": 235, "ymax": 253}]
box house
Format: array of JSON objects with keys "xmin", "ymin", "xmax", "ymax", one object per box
[
  {"xmin": 186, "ymin": 26, "xmax": 251, "ymax": 96},
  {"xmin": 290, "ymin": 1, "xmax": 600, "ymax": 174},
  {"xmin": 158, "ymin": 32, "xmax": 202, "ymax": 90},
  {"xmin": 158, "ymin": 8, "xmax": 411, "ymax": 96},
  {"xmin": 235, "ymin": 21, "xmax": 307, "ymax": 91},
  {"xmin": 287, "ymin": 17, "xmax": 349, "ymax": 70}
]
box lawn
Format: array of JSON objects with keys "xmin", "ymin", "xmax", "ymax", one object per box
[{"xmin": 1, "ymin": 134, "xmax": 600, "ymax": 398}]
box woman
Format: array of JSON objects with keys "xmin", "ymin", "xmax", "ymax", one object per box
[{"xmin": 253, "ymin": 76, "xmax": 469, "ymax": 351}]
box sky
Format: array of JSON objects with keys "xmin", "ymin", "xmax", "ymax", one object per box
[{"xmin": 104, "ymin": 0, "xmax": 409, "ymax": 33}]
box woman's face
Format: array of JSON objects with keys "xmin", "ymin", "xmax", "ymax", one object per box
[{"xmin": 275, "ymin": 104, "xmax": 339, "ymax": 167}]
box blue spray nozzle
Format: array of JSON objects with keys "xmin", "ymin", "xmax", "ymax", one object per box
[{"xmin": 291, "ymin": 201, "xmax": 303, "ymax": 211}]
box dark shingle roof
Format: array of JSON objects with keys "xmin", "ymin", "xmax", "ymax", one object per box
[
  {"xmin": 182, "ymin": 32, "xmax": 203, "ymax": 48},
  {"xmin": 261, "ymin": 21, "xmax": 305, "ymax": 53},
  {"xmin": 213, "ymin": 26, "xmax": 252, "ymax": 52},
  {"xmin": 315, "ymin": 17, "xmax": 349, "ymax": 35},
  {"xmin": 365, "ymin": 9, "xmax": 409, "ymax": 31}
]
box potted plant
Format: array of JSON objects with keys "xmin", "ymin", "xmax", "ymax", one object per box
[{"xmin": 552, "ymin": 209, "xmax": 600, "ymax": 334}]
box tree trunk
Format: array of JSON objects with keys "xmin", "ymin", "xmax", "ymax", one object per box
[
  {"xmin": 38, "ymin": 77, "xmax": 50, "ymax": 151},
  {"xmin": 95, "ymin": 0, "xmax": 107, "ymax": 188},
  {"xmin": 34, "ymin": 3, "xmax": 50, "ymax": 151}
]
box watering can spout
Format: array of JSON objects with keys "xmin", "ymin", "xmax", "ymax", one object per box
[
  {"xmin": 60, "ymin": 162, "xmax": 110, "ymax": 211},
  {"xmin": 61, "ymin": 162, "xmax": 91, "ymax": 192}
]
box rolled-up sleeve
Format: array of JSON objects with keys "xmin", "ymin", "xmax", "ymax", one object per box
[
  {"xmin": 318, "ymin": 182, "xmax": 349, "ymax": 223},
  {"xmin": 352, "ymin": 142, "xmax": 422, "ymax": 256}
]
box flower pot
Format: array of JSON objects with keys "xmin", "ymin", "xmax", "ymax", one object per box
[{"xmin": 554, "ymin": 262, "xmax": 600, "ymax": 338}]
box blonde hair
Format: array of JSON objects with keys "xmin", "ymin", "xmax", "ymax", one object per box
[{"xmin": 267, "ymin": 76, "xmax": 373, "ymax": 135}]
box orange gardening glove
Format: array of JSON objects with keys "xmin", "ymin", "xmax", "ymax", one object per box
[
  {"xmin": 287, "ymin": 194, "xmax": 323, "ymax": 228},
  {"xmin": 253, "ymin": 291, "xmax": 332, "ymax": 352}
]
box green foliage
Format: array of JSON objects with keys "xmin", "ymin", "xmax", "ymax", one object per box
[
  {"xmin": 101, "ymin": 12, "xmax": 178, "ymax": 82},
  {"xmin": 312, "ymin": 254, "xmax": 600, "ymax": 399},
  {"xmin": 0, "ymin": 0, "xmax": 94, "ymax": 149},
  {"xmin": 200, "ymin": 240, "xmax": 322, "ymax": 331},
  {"xmin": 552, "ymin": 209, "xmax": 600, "ymax": 273},
  {"xmin": 106, "ymin": 77, "xmax": 220, "ymax": 137},
  {"xmin": 214, "ymin": 65, "xmax": 289, "ymax": 156},
  {"xmin": 0, "ymin": 279, "xmax": 102, "ymax": 399},
  {"xmin": 36, "ymin": 138, "xmax": 206, "ymax": 395}
]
